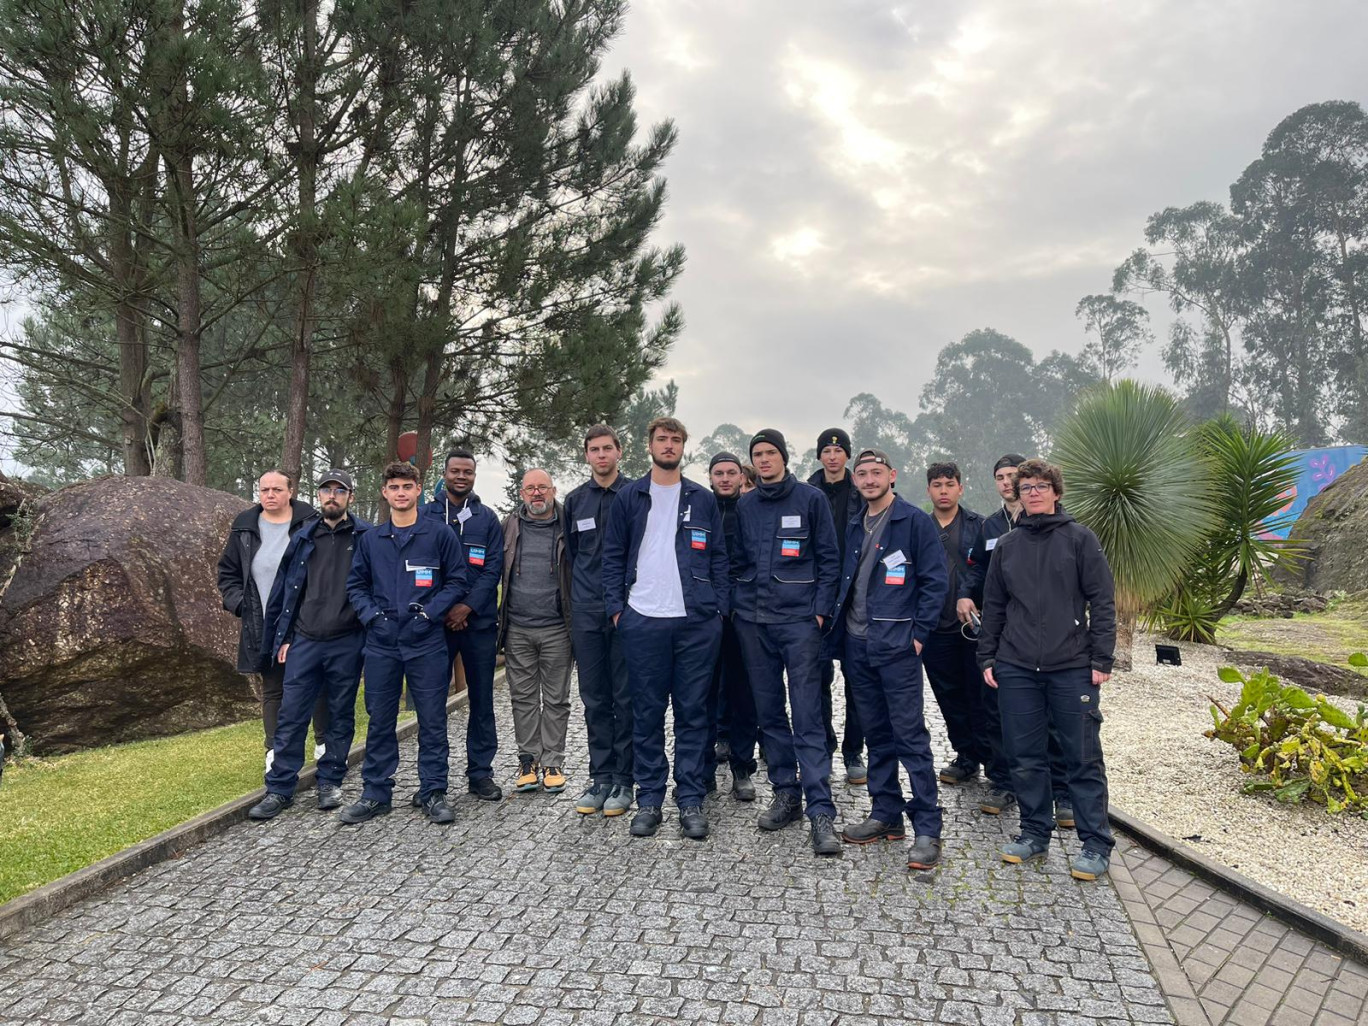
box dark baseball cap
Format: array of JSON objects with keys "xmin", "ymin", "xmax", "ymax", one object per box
[
  {"xmin": 853, "ymin": 448, "xmax": 892, "ymax": 469},
  {"xmin": 317, "ymin": 469, "xmax": 354, "ymax": 491}
]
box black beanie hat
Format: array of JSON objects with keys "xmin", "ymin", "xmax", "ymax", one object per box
[
  {"xmin": 709, "ymin": 451, "xmax": 742, "ymax": 472},
  {"xmin": 749, "ymin": 428, "xmax": 789, "ymax": 465},
  {"xmin": 817, "ymin": 428, "xmax": 852, "ymax": 458},
  {"xmin": 993, "ymin": 453, "xmax": 1028, "ymax": 473}
]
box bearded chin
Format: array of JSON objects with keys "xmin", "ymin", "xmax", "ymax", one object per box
[{"xmin": 653, "ymin": 455, "xmax": 680, "ymax": 471}]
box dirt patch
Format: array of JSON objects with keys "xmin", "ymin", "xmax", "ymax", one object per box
[{"xmin": 1215, "ymin": 598, "xmax": 1368, "ymax": 669}]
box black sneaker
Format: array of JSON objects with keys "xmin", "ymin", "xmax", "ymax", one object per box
[
  {"xmin": 938, "ymin": 757, "xmax": 980, "ymax": 785},
  {"xmin": 979, "ymin": 786, "xmax": 1016, "ymax": 815},
  {"xmin": 248, "ymin": 793, "xmax": 292, "ymax": 821},
  {"xmin": 630, "ymin": 806, "xmax": 663, "ymax": 837},
  {"xmin": 468, "ymin": 777, "xmax": 503, "ymax": 802},
  {"xmin": 316, "ymin": 785, "xmax": 343, "ymax": 811},
  {"xmin": 758, "ymin": 791, "xmax": 803, "ymax": 831},
  {"xmin": 414, "ymin": 791, "xmax": 455, "ymax": 824},
  {"xmin": 840, "ymin": 816, "xmax": 905, "ymax": 844},
  {"xmin": 679, "ymin": 805, "xmax": 709, "ymax": 840},
  {"xmin": 810, "ymin": 814, "xmax": 842, "ymax": 857},
  {"xmin": 715, "ymin": 739, "xmax": 732, "ymax": 764},
  {"xmin": 732, "ymin": 773, "xmax": 757, "ymax": 802},
  {"xmin": 906, "ymin": 835, "xmax": 943, "ymax": 870},
  {"xmin": 337, "ymin": 798, "xmax": 391, "ymax": 824}
]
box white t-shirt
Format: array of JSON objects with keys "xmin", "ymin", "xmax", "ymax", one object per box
[{"xmin": 628, "ymin": 480, "xmax": 687, "ymax": 618}]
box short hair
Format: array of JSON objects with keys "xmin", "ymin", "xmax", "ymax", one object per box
[
  {"xmin": 444, "ymin": 449, "xmax": 476, "ymax": 467},
  {"xmin": 382, "ymin": 461, "xmax": 421, "ymax": 484},
  {"xmin": 645, "ymin": 416, "xmax": 688, "ymax": 444},
  {"xmin": 259, "ymin": 468, "xmax": 295, "ymax": 491},
  {"xmin": 1014, "ymin": 458, "xmax": 1064, "ymax": 499},
  {"xmin": 583, "ymin": 424, "xmax": 621, "ymax": 451},
  {"xmin": 926, "ymin": 461, "xmax": 961, "ymax": 484},
  {"xmin": 741, "ymin": 464, "xmax": 757, "ymax": 486}
]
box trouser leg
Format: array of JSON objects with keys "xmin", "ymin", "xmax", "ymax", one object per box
[
  {"xmin": 540, "ymin": 626, "xmax": 574, "ymax": 767},
  {"xmin": 884, "ymin": 652, "xmax": 942, "ymax": 837},
  {"xmin": 503, "ymin": 625, "xmax": 543, "ymax": 760},
  {"xmin": 574, "ymin": 623, "xmax": 615, "ymax": 784},
  {"xmin": 840, "ymin": 667, "xmax": 865, "ymax": 765},
  {"xmin": 721, "ymin": 619, "xmax": 758, "ymax": 776},
  {"xmin": 406, "ymin": 644, "xmax": 452, "ymax": 799},
  {"xmin": 265, "ymin": 639, "xmax": 325, "ymax": 795},
  {"xmin": 994, "ymin": 663, "xmax": 1053, "ymax": 841},
  {"xmin": 1046, "ymin": 667, "xmax": 1115, "ymax": 854},
  {"xmin": 980, "ymin": 659, "xmax": 1012, "ymax": 789},
  {"xmin": 359, "ymin": 647, "xmax": 404, "ymax": 803},
  {"xmin": 316, "ymin": 632, "xmax": 364, "ymax": 788},
  {"xmin": 621, "ymin": 609, "xmax": 675, "ymax": 808},
  {"xmin": 842, "ymin": 637, "xmax": 903, "ymax": 824},
  {"xmin": 735, "ymin": 618, "xmax": 799, "ymax": 800},
  {"xmin": 773, "ymin": 620, "xmax": 834, "ymax": 819},
  {"xmin": 452, "ymin": 626, "xmax": 499, "ymax": 782},
  {"xmin": 819, "ymin": 656, "xmax": 838, "ymax": 756},
  {"xmin": 922, "ymin": 630, "xmax": 977, "ymax": 760},
  {"xmin": 261, "ymin": 662, "xmax": 285, "ymax": 751},
  {"xmin": 607, "ymin": 623, "xmax": 633, "ymax": 787},
  {"xmin": 669, "ymin": 616, "xmax": 722, "ymax": 808}
]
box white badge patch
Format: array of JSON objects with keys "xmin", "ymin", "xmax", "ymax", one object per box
[
  {"xmin": 781, "ymin": 515, "xmax": 801, "ymax": 529},
  {"xmin": 683, "ymin": 506, "xmax": 691, "ymax": 523},
  {"xmin": 882, "ymin": 549, "xmax": 907, "ymax": 569},
  {"xmin": 456, "ymin": 507, "xmax": 472, "ymax": 524},
  {"xmin": 577, "ymin": 517, "xmax": 596, "ymax": 532},
  {"xmin": 985, "ymin": 537, "xmax": 997, "ymax": 551}
]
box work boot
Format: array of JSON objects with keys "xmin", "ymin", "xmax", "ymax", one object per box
[
  {"xmin": 542, "ymin": 766, "xmax": 566, "ymax": 793},
  {"xmin": 840, "ymin": 816, "xmax": 905, "ymax": 844},
  {"xmin": 412, "ymin": 791, "xmax": 455, "ymax": 824},
  {"xmin": 906, "ymin": 835, "xmax": 943, "ymax": 870},
  {"xmin": 715, "ymin": 739, "xmax": 732, "ymax": 764},
  {"xmin": 938, "ymin": 756, "xmax": 980, "ymax": 785},
  {"xmin": 248, "ymin": 793, "xmax": 292, "ymax": 821},
  {"xmin": 337, "ymin": 798, "xmax": 391, "ymax": 824},
  {"xmin": 979, "ymin": 786, "xmax": 1017, "ymax": 815},
  {"xmin": 731, "ymin": 773, "xmax": 757, "ymax": 802},
  {"xmin": 316, "ymin": 785, "xmax": 343, "ymax": 811},
  {"xmin": 630, "ymin": 806, "xmax": 663, "ymax": 837},
  {"xmin": 757, "ymin": 791, "xmax": 803, "ymax": 831},
  {"xmin": 810, "ymin": 814, "xmax": 842, "ymax": 857},
  {"xmin": 679, "ymin": 806, "xmax": 709, "ymax": 840},
  {"xmin": 468, "ymin": 777, "xmax": 503, "ymax": 802}
]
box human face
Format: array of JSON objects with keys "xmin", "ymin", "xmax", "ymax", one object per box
[
  {"xmin": 927, "ymin": 474, "xmax": 963, "ymax": 513},
  {"xmin": 258, "ymin": 472, "xmax": 292, "ymax": 513},
  {"xmin": 382, "ymin": 476, "xmax": 420, "ymax": 512},
  {"xmin": 318, "ymin": 483, "xmax": 352, "ymax": 520},
  {"xmin": 443, "ymin": 457, "xmax": 476, "ymax": 499},
  {"xmin": 520, "ymin": 471, "xmax": 555, "ymax": 517},
  {"xmin": 820, "ymin": 444, "xmax": 848, "ymax": 478},
  {"xmin": 648, "ymin": 429, "xmax": 684, "ymax": 471},
  {"xmin": 740, "ymin": 472, "xmax": 755, "ymax": 494},
  {"xmin": 711, "ymin": 462, "xmax": 742, "ymax": 497},
  {"xmin": 994, "ymin": 464, "xmax": 1019, "ymax": 504},
  {"xmin": 1017, "ymin": 477, "xmax": 1056, "ymax": 516},
  {"xmin": 853, "ymin": 463, "xmax": 895, "ymax": 502},
  {"xmin": 751, "ymin": 443, "xmax": 785, "ymax": 483},
  {"xmin": 585, "ymin": 435, "xmax": 621, "ymax": 478}
]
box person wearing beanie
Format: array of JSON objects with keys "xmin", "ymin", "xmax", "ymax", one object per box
[
  {"xmin": 806, "ymin": 427, "xmax": 866, "ymax": 786},
  {"xmin": 733, "ymin": 428, "xmax": 845, "ymax": 856}
]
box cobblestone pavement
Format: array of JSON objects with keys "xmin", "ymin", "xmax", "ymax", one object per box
[{"xmin": 2, "ymin": 675, "xmax": 1177, "ymax": 1025}]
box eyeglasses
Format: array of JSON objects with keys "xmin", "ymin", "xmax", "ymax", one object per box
[
  {"xmin": 522, "ymin": 485, "xmax": 552, "ymax": 494},
  {"xmin": 1018, "ymin": 483, "xmax": 1053, "ymax": 495},
  {"xmin": 319, "ymin": 486, "xmax": 350, "ymax": 497}
]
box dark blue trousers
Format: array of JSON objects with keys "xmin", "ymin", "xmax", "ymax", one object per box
[
  {"xmin": 704, "ymin": 617, "xmax": 758, "ymax": 779},
  {"xmin": 265, "ymin": 632, "xmax": 364, "ymax": 795},
  {"xmin": 359, "ymin": 636, "xmax": 451, "ymax": 803},
  {"xmin": 995, "ymin": 662, "xmax": 1114, "ymax": 855},
  {"xmin": 820, "ymin": 656, "xmax": 865, "ymax": 764},
  {"xmin": 923, "ymin": 629, "xmax": 1001, "ymax": 781},
  {"xmin": 572, "ymin": 614, "xmax": 633, "ymax": 788},
  {"xmin": 842, "ymin": 636, "xmax": 942, "ymax": 837},
  {"xmin": 619, "ymin": 608, "xmax": 720, "ymax": 809},
  {"xmin": 447, "ymin": 625, "xmax": 499, "ymax": 782},
  {"xmin": 735, "ymin": 618, "xmax": 835, "ymax": 819}
]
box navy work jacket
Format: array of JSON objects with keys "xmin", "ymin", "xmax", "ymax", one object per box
[
  {"xmin": 263, "ymin": 513, "xmax": 373, "ymax": 660},
  {"xmin": 831, "ymin": 495, "xmax": 949, "ymax": 666},
  {"xmin": 423, "ymin": 491, "xmax": 503, "ymax": 628},
  {"xmin": 564, "ymin": 473, "xmax": 626, "ymax": 627},
  {"xmin": 600, "ymin": 473, "xmax": 730, "ymax": 622},
  {"xmin": 730, "ymin": 474, "xmax": 840, "ymax": 624},
  {"xmin": 347, "ymin": 515, "xmax": 469, "ymax": 653}
]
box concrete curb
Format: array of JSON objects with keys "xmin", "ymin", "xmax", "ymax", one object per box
[
  {"xmin": 1110, "ymin": 803, "xmax": 1368, "ymax": 966},
  {"xmin": 0, "ymin": 688, "xmax": 472, "ymax": 944}
]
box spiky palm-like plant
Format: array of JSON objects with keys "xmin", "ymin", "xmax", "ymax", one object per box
[{"xmin": 1053, "ymin": 380, "xmax": 1214, "ymax": 670}]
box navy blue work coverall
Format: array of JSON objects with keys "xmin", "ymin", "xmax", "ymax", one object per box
[
  {"xmin": 703, "ymin": 491, "xmax": 758, "ymax": 783},
  {"xmin": 347, "ymin": 516, "xmax": 469, "ymax": 803},
  {"xmin": 731, "ymin": 473, "xmax": 841, "ymax": 819},
  {"xmin": 424, "ymin": 491, "xmax": 504, "ymax": 784},
  {"xmin": 564, "ymin": 473, "xmax": 632, "ymax": 789},
  {"xmin": 601, "ymin": 474, "xmax": 729, "ymax": 810},
  {"xmin": 261, "ymin": 512, "xmax": 372, "ymax": 795},
  {"xmin": 832, "ymin": 496, "xmax": 948, "ymax": 836}
]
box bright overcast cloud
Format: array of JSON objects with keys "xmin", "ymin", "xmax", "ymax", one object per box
[{"xmin": 598, "ymin": 0, "xmax": 1368, "ymax": 457}]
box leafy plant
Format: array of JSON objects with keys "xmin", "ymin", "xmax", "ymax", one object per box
[{"xmin": 1206, "ymin": 659, "xmax": 1368, "ymax": 816}]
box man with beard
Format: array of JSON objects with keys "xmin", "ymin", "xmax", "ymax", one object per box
[
  {"xmin": 565, "ymin": 426, "xmax": 634, "ymax": 817},
  {"xmin": 733, "ymin": 429, "xmax": 843, "ymax": 856},
  {"xmin": 601, "ymin": 417, "xmax": 729, "ymax": 840},
  {"xmin": 499, "ymin": 468, "xmax": 573, "ymax": 794},
  {"xmin": 250, "ymin": 471, "xmax": 371, "ymax": 819},
  {"xmin": 424, "ymin": 450, "xmax": 505, "ymax": 802}
]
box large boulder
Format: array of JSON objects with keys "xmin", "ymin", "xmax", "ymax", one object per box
[
  {"xmin": 1280, "ymin": 458, "xmax": 1368, "ymax": 594},
  {"xmin": 0, "ymin": 476, "xmax": 258, "ymax": 753}
]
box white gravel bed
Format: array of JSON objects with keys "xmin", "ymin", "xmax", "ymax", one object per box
[{"xmin": 1103, "ymin": 632, "xmax": 1368, "ymax": 934}]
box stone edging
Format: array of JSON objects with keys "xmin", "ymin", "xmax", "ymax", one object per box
[
  {"xmin": 0, "ymin": 687, "xmax": 473, "ymax": 944},
  {"xmin": 1110, "ymin": 803, "xmax": 1368, "ymax": 966}
]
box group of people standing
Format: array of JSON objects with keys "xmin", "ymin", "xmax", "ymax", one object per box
[{"xmin": 217, "ymin": 417, "xmax": 1117, "ymax": 882}]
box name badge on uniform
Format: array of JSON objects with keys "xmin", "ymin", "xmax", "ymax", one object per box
[
  {"xmin": 781, "ymin": 515, "xmax": 801, "ymax": 529},
  {"xmin": 884, "ymin": 565, "xmax": 907, "ymax": 585},
  {"xmin": 577, "ymin": 517, "xmax": 596, "ymax": 532},
  {"xmin": 780, "ymin": 538, "xmax": 801, "ymax": 557},
  {"xmin": 414, "ymin": 568, "xmax": 435, "ymax": 587},
  {"xmin": 882, "ymin": 549, "xmax": 907, "ymax": 568},
  {"xmin": 985, "ymin": 537, "xmax": 998, "ymax": 551},
  {"xmin": 467, "ymin": 546, "xmax": 486, "ymax": 567},
  {"xmin": 456, "ymin": 507, "xmax": 473, "ymax": 524},
  {"xmin": 690, "ymin": 529, "xmax": 708, "ymax": 550}
]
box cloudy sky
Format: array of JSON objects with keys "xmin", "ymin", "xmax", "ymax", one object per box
[{"xmin": 596, "ymin": 0, "xmax": 1368, "ymax": 458}]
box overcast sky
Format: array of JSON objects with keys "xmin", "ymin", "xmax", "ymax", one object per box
[{"xmin": 596, "ymin": 0, "xmax": 1368, "ymax": 461}]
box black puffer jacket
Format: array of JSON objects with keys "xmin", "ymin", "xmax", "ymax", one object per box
[
  {"xmin": 976, "ymin": 508, "xmax": 1116, "ymax": 674},
  {"xmin": 216, "ymin": 499, "xmax": 315, "ymax": 673}
]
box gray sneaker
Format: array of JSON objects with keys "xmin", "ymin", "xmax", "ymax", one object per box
[
  {"xmin": 603, "ymin": 784, "xmax": 633, "ymax": 818},
  {"xmin": 1055, "ymin": 802, "xmax": 1076, "ymax": 829},
  {"xmin": 979, "ymin": 786, "xmax": 1016, "ymax": 815},
  {"xmin": 1070, "ymin": 848, "xmax": 1110, "ymax": 881},
  {"xmin": 1001, "ymin": 835, "xmax": 1050, "ymax": 864},
  {"xmin": 574, "ymin": 782, "xmax": 608, "ymax": 815}
]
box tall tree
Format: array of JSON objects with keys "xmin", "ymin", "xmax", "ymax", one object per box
[{"xmin": 1074, "ymin": 294, "xmax": 1152, "ymax": 384}]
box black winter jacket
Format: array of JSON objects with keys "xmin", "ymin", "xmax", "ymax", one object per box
[
  {"xmin": 216, "ymin": 499, "xmax": 316, "ymax": 673},
  {"xmin": 976, "ymin": 508, "xmax": 1117, "ymax": 674}
]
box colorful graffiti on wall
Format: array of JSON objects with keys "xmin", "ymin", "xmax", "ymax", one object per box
[{"xmin": 1261, "ymin": 445, "xmax": 1368, "ymax": 539}]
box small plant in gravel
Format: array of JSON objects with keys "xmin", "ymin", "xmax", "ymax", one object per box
[{"xmin": 1206, "ymin": 657, "xmax": 1368, "ymax": 817}]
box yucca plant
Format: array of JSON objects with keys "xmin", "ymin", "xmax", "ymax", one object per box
[{"xmin": 1053, "ymin": 380, "xmax": 1215, "ymax": 670}]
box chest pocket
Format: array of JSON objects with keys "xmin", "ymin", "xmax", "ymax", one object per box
[
  {"xmin": 685, "ymin": 525, "xmax": 712, "ymax": 580},
  {"xmin": 466, "ymin": 545, "xmax": 487, "ymax": 567},
  {"xmin": 773, "ymin": 529, "xmax": 813, "ymax": 584}
]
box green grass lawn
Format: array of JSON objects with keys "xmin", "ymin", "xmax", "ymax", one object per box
[
  {"xmin": 1216, "ymin": 596, "xmax": 1368, "ymax": 669},
  {"xmin": 0, "ymin": 687, "xmax": 410, "ymax": 906}
]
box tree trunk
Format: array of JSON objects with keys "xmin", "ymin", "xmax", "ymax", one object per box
[
  {"xmin": 385, "ymin": 358, "xmax": 407, "ymax": 464},
  {"xmin": 1113, "ymin": 609, "xmax": 1136, "ymax": 673},
  {"xmin": 413, "ymin": 348, "xmax": 443, "ymax": 478},
  {"xmin": 169, "ymin": 157, "xmax": 207, "ymax": 487},
  {"xmin": 115, "ymin": 296, "xmax": 152, "ymax": 476}
]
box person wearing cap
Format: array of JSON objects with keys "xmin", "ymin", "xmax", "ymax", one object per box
[
  {"xmin": 703, "ymin": 451, "xmax": 758, "ymax": 801},
  {"xmin": 806, "ymin": 427, "xmax": 866, "ymax": 785},
  {"xmin": 830, "ymin": 448, "xmax": 948, "ymax": 869},
  {"xmin": 250, "ymin": 470, "xmax": 372, "ymax": 820},
  {"xmin": 423, "ymin": 449, "xmax": 506, "ymax": 803},
  {"xmin": 565, "ymin": 425, "xmax": 635, "ymax": 817},
  {"xmin": 601, "ymin": 416, "xmax": 729, "ymax": 840},
  {"xmin": 732, "ymin": 428, "xmax": 844, "ymax": 856},
  {"xmin": 342, "ymin": 462, "xmax": 470, "ymax": 825}
]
